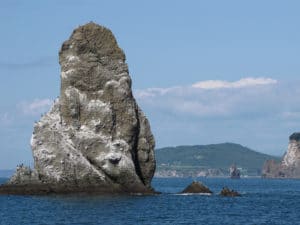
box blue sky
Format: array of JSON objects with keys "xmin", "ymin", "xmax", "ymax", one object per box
[{"xmin": 0, "ymin": 0, "xmax": 300, "ymax": 169}]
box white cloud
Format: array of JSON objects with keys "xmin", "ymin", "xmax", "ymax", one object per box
[
  {"xmin": 135, "ymin": 78, "xmax": 300, "ymax": 119},
  {"xmin": 135, "ymin": 87, "xmax": 180, "ymax": 98},
  {"xmin": 281, "ymin": 111, "xmax": 300, "ymax": 120},
  {"xmin": 191, "ymin": 77, "xmax": 277, "ymax": 89},
  {"xmin": 18, "ymin": 98, "xmax": 53, "ymax": 116},
  {"xmin": 135, "ymin": 77, "xmax": 278, "ymax": 100},
  {"xmin": 172, "ymin": 100, "xmax": 230, "ymax": 117}
]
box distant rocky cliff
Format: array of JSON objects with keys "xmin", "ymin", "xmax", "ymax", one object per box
[
  {"xmin": 262, "ymin": 133, "xmax": 300, "ymax": 178},
  {"xmin": 2, "ymin": 22, "xmax": 156, "ymax": 194}
]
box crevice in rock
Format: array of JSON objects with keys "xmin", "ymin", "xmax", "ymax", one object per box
[
  {"xmin": 131, "ymin": 103, "xmax": 146, "ymax": 185},
  {"xmin": 84, "ymin": 155, "xmax": 114, "ymax": 184}
]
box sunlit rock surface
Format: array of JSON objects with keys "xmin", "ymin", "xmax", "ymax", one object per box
[{"xmin": 3, "ymin": 22, "xmax": 156, "ymax": 194}]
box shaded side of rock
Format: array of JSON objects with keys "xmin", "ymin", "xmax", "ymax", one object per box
[
  {"xmin": 261, "ymin": 159, "xmax": 284, "ymax": 178},
  {"xmin": 0, "ymin": 183, "xmax": 156, "ymax": 195},
  {"xmin": 180, "ymin": 181, "xmax": 213, "ymax": 194}
]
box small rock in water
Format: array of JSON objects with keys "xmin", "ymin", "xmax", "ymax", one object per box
[
  {"xmin": 220, "ymin": 187, "xmax": 241, "ymax": 197},
  {"xmin": 180, "ymin": 181, "xmax": 213, "ymax": 194}
]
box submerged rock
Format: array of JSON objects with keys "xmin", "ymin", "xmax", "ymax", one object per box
[
  {"xmin": 1, "ymin": 22, "xmax": 156, "ymax": 194},
  {"xmin": 220, "ymin": 187, "xmax": 241, "ymax": 197},
  {"xmin": 180, "ymin": 181, "xmax": 213, "ymax": 194},
  {"xmin": 262, "ymin": 132, "xmax": 300, "ymax": 178}
]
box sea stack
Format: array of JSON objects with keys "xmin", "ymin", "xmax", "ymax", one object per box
[
  {"xmin": 2, "ymin": 22, "xmax": 156, "ymax": 194},
  {"xmin": 229, "ymin": 164, "xmax": 241, "ymax": 179},
  {"xmin": 262, "ymin": 132, "xmax": 300, "ymax": 178}
]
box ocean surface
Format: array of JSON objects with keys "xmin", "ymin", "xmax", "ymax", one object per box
[{"xmin": 1, "ymin": 177, "xmax": 300, "ymax": 225}]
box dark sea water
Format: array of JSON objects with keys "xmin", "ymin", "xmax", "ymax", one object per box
[{"xmin": 1, "ymin": 177, "xmax": 300, "ymax": 225}]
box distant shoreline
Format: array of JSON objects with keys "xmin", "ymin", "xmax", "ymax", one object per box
[{"xmin": 154, "ymin": 175, "xmax": 262, "ymax": 179}]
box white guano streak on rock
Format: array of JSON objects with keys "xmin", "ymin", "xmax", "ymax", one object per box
[
  {"xmin": 64, "ymin": 86, "xmax": 87, "ymax": 102},
  {"xmin": 66, "ymin": 55, "xmax": 80, "ymax": 63},
  {"xmin": 61, "ymin": 69, "xmax": 75, "ymax": 79},
  {"xmin": 87, "ymin": 99, "xmax": 110, "ymax": 112},
  {"xmin": 30, "ymin": 134, "xmax": 36, "ymax": 147},
  {"xmin": 33, "ymin": 101, "xmax": 106, "ymax": 181},
  {"xmin": 77, "ymin": 125, "xmax": 111, "ymax": 141}
]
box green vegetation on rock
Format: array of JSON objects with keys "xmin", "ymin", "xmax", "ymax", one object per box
[{"xmin": 289, "ymin": 132, "xmax": 300, "ymax": 141}]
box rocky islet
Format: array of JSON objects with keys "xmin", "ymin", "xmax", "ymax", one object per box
[
  {"xmin": 180, "ymin": 181, "xmax": 213, "ymax": 194},
  {"xmin": 1, "ymin": 22, "xmax": 156, "ymax": 194}
]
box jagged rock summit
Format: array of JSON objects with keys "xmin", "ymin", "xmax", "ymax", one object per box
[
  {"xmin": 262, "ymin": 132, "xmax": 300, "ymax": 178},
  {"xmin": 1, "ymin": 22, "xmax": 156, "ymax": 194}
]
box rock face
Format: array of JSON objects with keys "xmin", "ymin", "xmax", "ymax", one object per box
[
  {"xmin": 180, "ymin": 181, "xmax": 212, "ymax": 194},
  {"xmin": 4, "ymin": 22, "xmax": 156, "ymax": 194},
  {"xmin": 262, "ymin": 133, "xmax": 300, "ymax": 178}
]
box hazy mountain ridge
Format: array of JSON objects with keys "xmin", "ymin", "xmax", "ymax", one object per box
[{"xmin": 155, "ymin": 143, "xmax": 280, "ymax": 177}]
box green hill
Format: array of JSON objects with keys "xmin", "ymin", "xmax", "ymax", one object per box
[{"xmin": 155, "ymin": 143, "xmax": 280, "ymax": 177}]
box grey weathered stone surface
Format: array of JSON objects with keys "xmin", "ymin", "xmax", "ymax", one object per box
[
  {"xmin": 262, "ymin": 132, "xmax": 300, "ymax": 178},
  {"xmin": 5, "ymin": 22, "xmax": 156, "ymax": 193}
]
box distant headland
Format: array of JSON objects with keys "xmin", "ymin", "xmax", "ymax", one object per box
[{"xmin": 262, "ymin": 132, "xmax": 300, "ymax": 178}]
